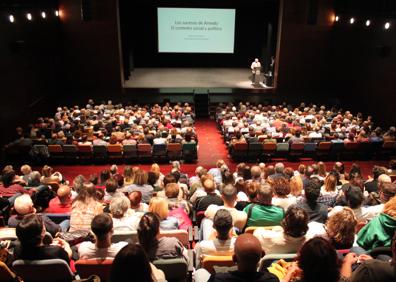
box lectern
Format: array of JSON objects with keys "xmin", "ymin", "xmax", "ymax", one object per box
[{"xmin": 253, "ymin": 66, "xmax": 261, "ymax": 86}]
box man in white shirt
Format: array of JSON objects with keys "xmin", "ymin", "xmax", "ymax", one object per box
[
  {"xmin": 250, "ymin": 58, "xmax": 261, "ymax": 84},
  {"xmin": 205, "ymin": 184, "xmax": 248, "ymax": 231},
  {"xmin": 78, "ymin": 213, "xmax": 127, "ymax": 259},
  {"xmin": 194, "ymin": 209, "xmax": 236, "ymax": 268}
]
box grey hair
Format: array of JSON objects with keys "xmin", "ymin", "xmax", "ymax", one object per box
[{"xmin": 109, "ymin": 195, "xmax": 130, "ymax": 218}]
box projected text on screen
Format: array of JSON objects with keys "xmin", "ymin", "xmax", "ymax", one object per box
[{"xmin": 158, "ymin": 8, "xmax": 235, "ymax": 53}]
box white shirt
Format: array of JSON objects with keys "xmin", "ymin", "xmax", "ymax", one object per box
[
  {"xmin": 329, "ymin": 204, "xmax": 383, "ymax": 222},
  {"xmin": 204, "ymin": 205, "xmax": 247, "ymax": 230},
  {"xmin": 78, "ymin": 241, "xmax": 128, "ymax": 259},
  {"xmin": 253, "ymin": 226, "xmax": 306, "ymax": 254},
  {"xmin": 272, "ymin": 196, "xmax": 297, "ymax": 211},
  {"xmin": 251, "ymin": 61, "xmax": 261, "ymax": 73},
  {"xmin": 112, "ymin": 215, "xmax": 141, "ymax": 232},
  {"xmin": 194, "ymin": 237, "xmax": 236, "ymax": 267}
]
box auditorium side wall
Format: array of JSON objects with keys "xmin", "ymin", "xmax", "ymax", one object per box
[
  {"xmin": 0, "ymin": 8, "xmax": 61, "ymax": 146},
  {"xmin": 58, "ymin": 0, "xmax": 123, "ymax": 94},
  {"xmin": 331, "ymin": 23, "xmax": 396, "ymax": 127}
]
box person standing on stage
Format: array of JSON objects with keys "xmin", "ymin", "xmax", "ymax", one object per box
[{"xmin": 250, "ymin": 58, "xmax": 261, "ymax": 84}]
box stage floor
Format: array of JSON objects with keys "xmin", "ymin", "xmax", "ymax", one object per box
[{"xmin": 124, "ymin": 68, "xmax": 272, "ymax": 89}]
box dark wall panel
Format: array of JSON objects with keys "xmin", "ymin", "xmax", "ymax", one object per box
[
  {"xmin": 276, "ymin": 0, "xmax": 334, "ymax": 93},
  {"xmin": 59, "ymin": 0, "xmax": 123, "ymax": 93},
  {"xmin": 331, "ymin": 24, "xmax": 396, "ymax": 127},
  {"xmin": 0, "ymin": 9, "xmax": 61, "ymax": 145}
]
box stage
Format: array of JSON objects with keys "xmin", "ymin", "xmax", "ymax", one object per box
[{"xmin": 124, "ymin": 68, "xmax": 273, "ymax": 89}]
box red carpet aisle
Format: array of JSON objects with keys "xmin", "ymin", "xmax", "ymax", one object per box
[
  {"xmin": 194, "ymin": 119, "xmax": 230, "ymax": 167},
  {"xmin": 46, "ymin": 118, "xmax": 388, "ymax": 182}
]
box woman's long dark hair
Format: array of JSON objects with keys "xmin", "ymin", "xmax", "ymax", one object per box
[
  {"xmin": 298, "ymin": 237, "xmax": 341, "ymax": 282},
  {"xmin": 109, "ymin": 243, "xmax": 153, "ymax": 282},
  {"xmin": 138, "ymin": 212, "xmax": 160, "ymax": 261}
]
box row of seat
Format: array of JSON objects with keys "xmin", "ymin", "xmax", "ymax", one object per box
[
  {"xmin": 0, "ymin": 225, "xmax": 197, "ymax": 282},
  {"xmin": 4, "ymin": 143, "xmax": 198, "ymax": 164},
  {"xmin": 230, "ymin": 140, "xmax": 396, "ymax": 161}
]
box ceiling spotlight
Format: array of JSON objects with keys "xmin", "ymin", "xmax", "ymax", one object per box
[
  {"xmin": 26, "ymin": 13, "xmax": 32, "ymax": 21},
  {"xmin": 350, "ymin": 18, "xmax": 355, "ymax": 24},
  {"xmin": 55, "ymin": 10, "xmax": 59, "ymax": 17},
  {"xmin": 335, "ymin": 16, "xmax": 339, "ymax": 22},
  {"xmin": 385, "ymin": 22, "xmax": 390, "ymax": 30},
  {"xmin": 41, "ymin": 12, "xmax": 46, "ymax": 19},
  {"xmin": 365, "ymin": 20, "xmax": 371, "ymax": 26},
  {"xmin": 9, "ymin": 15, "xmax": 15, "ymax": 23}
]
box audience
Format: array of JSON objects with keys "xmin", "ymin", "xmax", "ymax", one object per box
[
  {"xmin": 324, "ymin": 207, "xmax": 357, "ymax": 249},
  {"xmin": 69, "ymin": 182, "xmax": 103, "ymax": 232},
  {"xmin": 204, "ymin": 184, "xmax": 247, "ymax": 231},
  {"xmin": 283, "ymin": 237, "xmax": 343, "ymax": 282},
  {"xmin": 137, "ymin": 212, "xmax": 187, "ymax": 261},
  {"xmin": 78, "ymin": 213, "xmax": 127, "ymax": 259},
  {"xmin": 8, "ymin": 194, "xmax": 63, "ymax": 236},
  {"xmin": 45, "ymin": 184, "xmax": 72, "ymax": 213},
  {"xmin": 195, "ymin": 179, "xmax": 223, "ymax": 213},
  {"xmin": 2, "ymin": 142, "xmax": 396, "ymax": 282},
  {"xmin": 123, "ymin": 169, "xmax": 153, "ymax": 203},
  {"xmin": 195, "ymin": 233, "xmax": 279, "ymax": 282},
  {"xmin": 348, "ymin": 232, "xmax": 396, "ymax": 282},
  {"xmin": 109, "ymin": 243, "xmax": 166, "ymax": 282},
  {"xmin": 243, "ymin": 183, "xmax": 284, "ymax": 227},
  {"xmin": 148, "ymin": 197, "xmax": 179, "ymax": 230},
  {"xmin": 357, "ymin": 195, "xmax": 396, "ymax": 251},
  {"xmin": 297, "ymin": 179, "xmax": 328, "ymax": 223},
  {"xmin": 194, "ymin": 209, "xmax": 236, "ymax": 267},
  {"xmin": 109, "ymin": 195, "xmax": 140, "ymax": 232},
  {"xmin": 253, "ymin": 206, "xmax": 309, "ymax": 254},
  {"xmin": 14, "ymin": 214, "xmax": 72, "ymax": 264}
]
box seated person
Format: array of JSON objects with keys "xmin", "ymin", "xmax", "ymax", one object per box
[
  {"xmin": 363, "ymin": 182, "xmax": 396, "ymax": 220},
  {"xmin": 8, "ymin": 194, "xmax": 63, "ymax": 236},
  {"xmin": 283, "ymin": 237, "xmax": 345, "ymax": 282},
  {"xmin": 124, "ymin": 169, "xmax": 153, "ymax": 204},
  {"xmin": 329, "ymin": 185, "xmax": 368, "ymax": 222},
  {"xmin": 271, "ymin": 177, "xmax": 297, "ymax": 211},
  {"xmin": 78, "ymin": 213, "xmax": 128, "ymax": 259},
  {"xmin": 243, "ymin": 183, "xmax": 284, "ymax": 227},
  {"xmin": 138, "ymin": 212, "xmax": 187, "ymax": 262},
  {"xmin": 69, "ymin": 183, "xmax": 103, "ymax": 232},
  {"xmin": 324, "ymin": 207, "xmax": 357, "ymax": 250},
  {"xmin": 110, "ymin": 195, "xmax": 141, "ymax": 232},
  {"xmin": 165, "ymin": 183, "xmax": 191, "ymax": 215},
  {"xmin": 0, "ymin": 169, "xmax": 28, "ymax": 197},
  {"xmin": 297, "ymin": 179, "xmax": 328, "ymax": 223},
  {"xmin": 149, "ymin": 197, "xmax": 178, "ymax": 230},
  {"xmin": 357, "ymin": 195, "xmax": 396, "ymax": 251},
  {"xmin": 104, "ymin": 178, "xmax": 123, "ymax": 202},
  {"xmin": 109, "ymin": 243, "xmax": 166, "ymax": 282},
  {"xmin": 45, "ymin": 185, "xmax": 72, "ymax": 214},
  {"xmin": 205, "ymin": 184, "xmax": 248, "ymax": 231},
  {"xmin": 347, "ymin": 232, "xmax": 396, "ymax": 282},
  {"xmin": 40, "ymin": 165, "xmax": 63, "ymax": 185},
  {"xmin": 128, "ymin": 190, "xmax": 149, "ymax": 213},
  {"xmin": 195, "ymin": 179, "xmax": 223, "ymax": 213},
  {"xmin": 254, "ymin": 206, "xmax": 309, "ymax": 254},
  {"xmin": 194, "ymin": 209, "xmax": 236, "ymax": 268},
  {"xmin": 13, "ymin": 214, "xmax": 72, "ymax": 264},
  {"xmin": 195, "ymin": 233, "xmax": 279, "ymax": 282}
]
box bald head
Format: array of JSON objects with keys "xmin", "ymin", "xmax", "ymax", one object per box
[
  {"xmin": 57, "ymin": 185, "xmax": 72, "ymax": 202},
  {"xmin": 233, "ymin": 233, "xmax": 263, "ymax": 271},
  {"xmin": 378, "ymin": 174, "xmax": 392, "ymax": 186},
  {"xmin": 251, "ymin": 166, "xmax": 261, "ymax": 179},
  {"xmin": 14, "ymin": 194, "xmax": 34, "ymax": 215}
]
